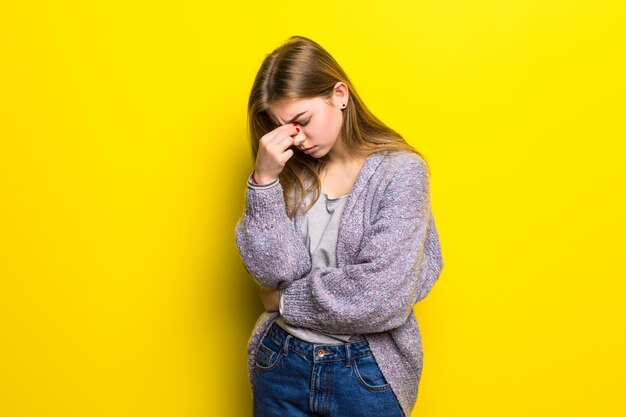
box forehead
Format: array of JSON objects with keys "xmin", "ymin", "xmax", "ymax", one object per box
[{"xmin": 269, "ymin": 97, "xmax": 324, "ymax": 123}]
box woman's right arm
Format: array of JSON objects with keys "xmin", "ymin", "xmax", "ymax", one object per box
[
  {"xmin": 234, "ymin": 122, "xmax": 311, "ymax": 290},
  {"xmin": 234, "ymin": 178, "xmax": 311, "ymax": 290}
]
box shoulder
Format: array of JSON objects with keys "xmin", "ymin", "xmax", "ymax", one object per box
[
  {"xmin": 380, "ymin": 150, "xmax": 429, "ymax": 180},
  {"xmin": 379, "ymin": 150, "xmax": 431, "ymax": 203},
  {"xmin": 369, "ymin": 150, "xmax": 431, "ymax": 218}
]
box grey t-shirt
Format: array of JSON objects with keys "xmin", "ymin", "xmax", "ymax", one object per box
[{"xmin": 247, "ymin": 173, "xmax": 364, "ymax": 344}]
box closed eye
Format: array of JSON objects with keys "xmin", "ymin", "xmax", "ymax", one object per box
[{"xmin": 298, "ymin": 118, "xmax": 311, "ymax": 126}]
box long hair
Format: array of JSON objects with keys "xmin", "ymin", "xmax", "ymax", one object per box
[{"xmin": 247, "ymin": 35, "xmax": 429, "ymax": 218}]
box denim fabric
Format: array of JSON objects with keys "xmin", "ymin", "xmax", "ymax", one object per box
[{"xmin": 253, "ymin": 321, "xmax": 405, "ymax": 417}]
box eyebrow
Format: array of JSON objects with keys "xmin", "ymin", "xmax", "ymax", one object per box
[{"xmin": 285, "ymin": 111, "xmax": 307, "ymax": 124}]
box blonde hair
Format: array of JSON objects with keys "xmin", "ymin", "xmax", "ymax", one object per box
[{"xmin": 247, "ymin": 35, "xmax": 429, "ymax": 218}]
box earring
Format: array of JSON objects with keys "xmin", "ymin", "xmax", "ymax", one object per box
[{"xmin": 341, "ymin": 103, "xmax": 346, "ymax": 109}]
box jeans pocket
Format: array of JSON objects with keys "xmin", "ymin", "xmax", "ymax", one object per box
[
  {"xmin": 352, "ymin": 353, "xmax": 392, "ymax": 391},
  {"xmin": 254, "ymin": 334, "xmax": 283, "ymax": 372}
]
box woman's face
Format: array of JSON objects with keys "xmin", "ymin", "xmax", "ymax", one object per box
[{"xmin": 268, "ymin": 88, "xmax": 347, "ymax": 158}]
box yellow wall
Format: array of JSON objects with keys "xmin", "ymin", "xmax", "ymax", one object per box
[{"xmin": 1, "ymin": 1, "xmax": 624, "ymax": 416}]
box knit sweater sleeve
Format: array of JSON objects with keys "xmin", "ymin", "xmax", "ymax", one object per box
[
  {"xmin": 280, "ymin": 158, "xmax": 434, "ymax": 334},
  {"xmin": 234, "ymin": 178, "xmax": 312, "ymax": 290}
]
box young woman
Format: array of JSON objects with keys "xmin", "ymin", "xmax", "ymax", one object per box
[{"xmin": 235, "ymin": 35, "xmax": 443, "ymax": 417}]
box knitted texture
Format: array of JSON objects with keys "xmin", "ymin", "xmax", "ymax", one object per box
[{"xmin": 234, "ymin": 149, "xmax": 444, "ymax": 417}]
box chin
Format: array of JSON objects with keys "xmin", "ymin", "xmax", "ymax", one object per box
[{"xmin": 310, "ymin": 148, "xmax": 327, "ymax": 158}]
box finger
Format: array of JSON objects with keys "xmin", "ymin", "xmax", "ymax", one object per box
[
  {"xmin": 268, "ymin": 123, "xmax": 299, "ymax": 142},
  {"xmin": 283, "ymin": 148, "xmax": 294, "ymax": 160},
  {"xmin": 274, "ymin": 133, "xmax": 296, "ymax": 151},
  {"xmin": 259, "ymin": 124, "xmax": 294, "ymax": 148}
]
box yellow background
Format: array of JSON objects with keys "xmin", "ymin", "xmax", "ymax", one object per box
[{"xmin": 1, "ymin": 1, "xmax": 624, "ymax": 416}]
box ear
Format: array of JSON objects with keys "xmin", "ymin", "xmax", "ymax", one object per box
[{"xmin": 333, "ymin": 82, "xmax": 349, "ymax": 106}]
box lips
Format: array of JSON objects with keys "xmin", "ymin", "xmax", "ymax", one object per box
[{"xmin": 303, "ymin": 145, "xmax": 317, "ymax": 154}]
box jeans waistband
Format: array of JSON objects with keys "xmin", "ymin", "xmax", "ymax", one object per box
[{"xmin": 265, "ymin": 320, "xmax": 373, "ymax": 364}]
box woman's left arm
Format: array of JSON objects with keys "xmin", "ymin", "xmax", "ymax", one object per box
[{"xmin": 280, "ymin": 158, "xmax": 443, "ymax": 334}]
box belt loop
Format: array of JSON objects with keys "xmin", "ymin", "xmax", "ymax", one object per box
[
  {"xmin": 282, "ymin": 334, "xmax": 292, "ymax": 356},
  {"xmin": 345, "ymin": 342, "xmax": 352, "ymax": 367}
]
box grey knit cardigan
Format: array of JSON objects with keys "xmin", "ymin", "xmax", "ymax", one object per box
[{"xmin": 234, "ymin": 149, "xmax": 444, "ymax": 416}]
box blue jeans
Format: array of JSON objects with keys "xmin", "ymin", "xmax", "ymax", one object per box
[{"xmin": 252, "ymin": 321, "xmax": 405, "ymax": 417}]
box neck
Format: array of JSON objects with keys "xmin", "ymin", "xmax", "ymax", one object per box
[{"xmin": 327, "ymin": 141, "xmax": 363, "ymax": 166}]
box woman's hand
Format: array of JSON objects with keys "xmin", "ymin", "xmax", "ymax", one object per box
[
  {"xmin": 259, "ymin": 286, "xmax": 281, "ymax": 312},
  {"xmin": 254, "ymin": 122, "xmax": 301, "ymax": 184}
]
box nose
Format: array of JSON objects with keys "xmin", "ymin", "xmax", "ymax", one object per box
[{"xmin": 293, "ymin": 132, "xmax": 306, "ymax": 147}]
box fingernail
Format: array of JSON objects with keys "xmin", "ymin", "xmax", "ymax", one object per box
[
  {"xmin": 296, "ymin": 127, "xmax": 300, "ymax": 132},
  {"xmin": 292, "ymin": 122, "xmax": 298, "ymax": 126}
]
